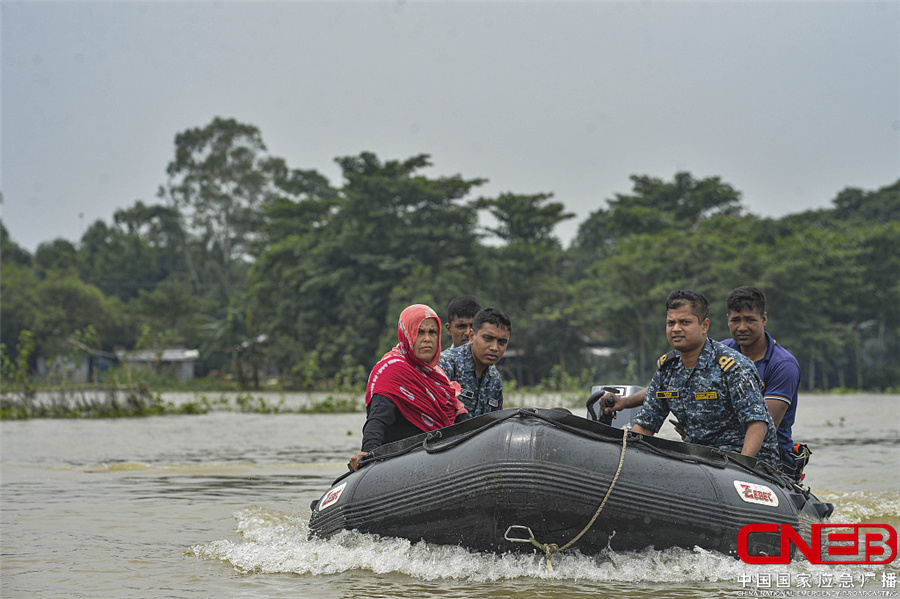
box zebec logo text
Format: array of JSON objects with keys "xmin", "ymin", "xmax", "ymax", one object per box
[{"xmin": 738, "ymin": 523, "xmax": 897, "ymax": 565}]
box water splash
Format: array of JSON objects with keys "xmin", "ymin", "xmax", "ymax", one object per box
[
  {"xmin": 819, "ymin": 490, "xmax": 900, "ymax": 525},
  {"xmin": 189, "ymin": 498, "xmax": 900, "ymax": 584}
]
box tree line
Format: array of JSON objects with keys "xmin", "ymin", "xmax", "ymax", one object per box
[{"xmin": 2, "ymin": 117, "xmax": 898, "ymax": 392}]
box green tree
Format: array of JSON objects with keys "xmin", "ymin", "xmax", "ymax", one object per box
[
  {"xmin": 1, "ymin": 222, "xmax": 33, "ymax": 267},
  {"xmin": 7, "ymin": 274, "xmax": 133, "ymax": 367},
  {"xmin": 249, "ymin": 152, "xmax": 484, "ymax": 383},
  {"xmin": 159, "ymin": 117, "xmax": 280, "ymax": 301},
  {"xmin": 568, "ymin": 172, "xmax": 752, "ymax": 382},
  {"xmin": 34, "ymin": 239, "xmax": 79, "ymax": 277},
  {"xmin": 761, "ymin": 228, "xmax": 865, "ymax": 390},
  {"xmin": 832, "ymin": 180, "xmax": 900, "ymax": 223},
  {"xmin": 853, "ymin": 223, "xmax": 900, "ymax": 388},
  {"xmin": 245, "ymin": 163, "xmax": 340, "ymax": 386},
  {"xmin": 0, "ymin": 263, "xmax": 40, "ymax": 364},
  {"xmin": 569, "ymin": 172, "xmax": 744, "ymax": 273},
  {"xmin": 130, "ymin": 277, "xmax": 215, "ymax": 349},
  {"xmin": 775, "ymin": 180, "xmax": 899, "ymax": 232},
  {"xmin": 1, "ymin": 330, "xmax": 36, "ymax": 393},
  {"xmin": 78, "ymin": 217, "xmax": 174, "ymax": 301},
  {"xmin": 475, "ymin": 192, "xmax": 575, "ymax": 384},
  {"xmin": 199, "ymin": 299, "xmax": 269, "ymax": 389},
  {"xmin": 575, "ymin": 231, "xmax": 681, "ymax": 381}
]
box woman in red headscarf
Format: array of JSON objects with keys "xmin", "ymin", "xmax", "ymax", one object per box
[{"xmin": 349, "ymin": 304, "xmax": 469, "ymax": 471}]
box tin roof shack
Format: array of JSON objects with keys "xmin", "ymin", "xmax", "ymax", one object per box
[{"xmin": 116, "ymin": 348, "xmax": 200, "ymax": 382}]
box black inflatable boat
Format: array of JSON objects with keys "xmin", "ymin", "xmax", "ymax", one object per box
[{"xmin": 308, "ymin": 407, "xmax": 833, "ymax": 558}]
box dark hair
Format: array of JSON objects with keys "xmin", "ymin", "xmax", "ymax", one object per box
[
  {"xmin": 726, "ymin": 286, "xmax": 766, "ymax": 316},
  {"xmin": 473, "ymin": 306, "xmax": 511, "ymax": 333},
  {"xmin": 446, "ymin": 296, "xmax": 482, "ymax": 322},
  {"xmin": 665, "ymin": 289, "xmax": 710, "ymax": 324}
]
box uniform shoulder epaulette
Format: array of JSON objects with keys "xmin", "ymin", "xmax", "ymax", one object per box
[
  {"xmin": 657, "ymin": 350, "xmax": 677, "ymax": 370},
  {"xmin": 715, "ymin": 348, "xmax": 737, "ymax": 373}
]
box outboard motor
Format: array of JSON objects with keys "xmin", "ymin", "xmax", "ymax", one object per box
[{"xmin": 586, "ymin": 384, "xmax": 644, "ymax": 427}]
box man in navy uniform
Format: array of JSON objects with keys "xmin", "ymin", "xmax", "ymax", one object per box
[
  {"xmin": 439, "ymin": 307, "xmax": 510, "ymax": 417},
  {"xmin": 631, "ymin": 290, "xmax": 780, "ymax": 468},
  {"xmin": 443, "ymin": 296, "xmax": 482, "ymax": 350}
]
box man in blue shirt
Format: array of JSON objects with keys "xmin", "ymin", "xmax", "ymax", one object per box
[
  {"xmin": 439, "ymin": 307, "xmax": 511, "ymax": 417},
  {"xmin": 722, "ymin": 286, "xmax": 806, "ymax": 478},
  {"xmin": 631, "ymin": 290, "xmax": 780, "ymax": 468}
]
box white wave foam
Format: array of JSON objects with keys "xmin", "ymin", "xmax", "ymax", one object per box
[
  {"xmin": 188, "ymin": 506, "xmax": 900, "ymax": 583},
  {"xmin": 818, "ymin": 490, "xmax": 900, "ymax": 524}
]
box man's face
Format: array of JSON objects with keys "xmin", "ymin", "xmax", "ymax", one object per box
[
  {"xmin": 413, "ymin": 318, "xmax": 441, "ymax": 363},
  {"xmin": 728, "ymin": 307, "xmax": 767, "ymax": 349},
  {"xmin": 469, "ymin": 323, "xmax": 510, "ymax": 371},
  {"xmin": 445, "ymin": 316, "xmax": 475, "ymax": 347},
  {"xmin": 666, "ymin": 305, "xmax": 709, "ymax": 354}
]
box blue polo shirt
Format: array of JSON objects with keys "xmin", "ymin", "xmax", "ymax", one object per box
[{"xmin": 723, "ymin": 332, "xmax": 801, "ymax": 454}]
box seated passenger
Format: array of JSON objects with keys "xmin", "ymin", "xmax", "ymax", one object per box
[
  {"xmin": 601, "ymin": 286, "xmax": 807, "ymax": 478},
  {"xmin": 349, "ymin": 304, "xmax": 468, "ymax": 471},
  {"xmin": 443, "ymin": 296, "xmax": 483, "ymax": 350},
  {"xmin": 722, "ymin": 286, "xmax": 807, "ymax": 479},
  {"xmin": 439, "ymin": 306, "xmax": 511, "ymax": 416}
]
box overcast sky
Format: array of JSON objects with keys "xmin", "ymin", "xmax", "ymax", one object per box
[{"xmin": 3, "ymin": 1, "xmax": 898, "ymax": 253}]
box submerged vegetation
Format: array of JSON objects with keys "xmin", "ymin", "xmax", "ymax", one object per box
[
  {"xmin": 1, "ymin": 367, "xmax": 894, "ymax": 420},
  {"xmin": 0, "ymin": 356, "xmax": 599, "ymax": 419},
  {"xmin": 0, "ymin": 385, "xmax": 163, "ymax": 420},
  {"xmin": 0, "ymin": 373, "xmax": 370, "ymax": 419},
  {"xmin": 0, "ymin": 385, "xmax": 368, "ymax": 420}
]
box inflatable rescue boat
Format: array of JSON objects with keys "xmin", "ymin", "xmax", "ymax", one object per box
[{"xmin": 309, "ymin": 401, "xmax": 833, "ymax": 558}]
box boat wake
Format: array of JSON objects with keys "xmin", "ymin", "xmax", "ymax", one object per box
[
  {"xmin": 188, "ymin": 500, "xmax": 899, "ymax": 584},
  {"xmin": 821, "ymin": 489, "xmax": 900, "ymax": 524}
]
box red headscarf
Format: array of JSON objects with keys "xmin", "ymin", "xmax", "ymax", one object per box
[{"xmin": 365, "ymin": 304, "xmax": 465, "ymax": 432}]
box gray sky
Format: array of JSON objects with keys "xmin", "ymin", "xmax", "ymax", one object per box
[{"xmin": 3, "ymin": 1, "xmax": 899, "ymax": 253}]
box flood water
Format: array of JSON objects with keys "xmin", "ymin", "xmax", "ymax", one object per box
[{"xmin": 2, "ymin": 393, "xmax": 898, "ymax": 598}]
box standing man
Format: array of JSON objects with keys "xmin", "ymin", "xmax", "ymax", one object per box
[
  {"xmin": 723, "ymin": 286, "xmax": 808, "ymax": 478},
  {"xmin": 631, "ymin": 290, "xmax": 780, "ymax": 468},
  {"xmin": 439, "ymin": 307, "xmax": 511, "ymax": 417},
  {"xmin": 443, "ymin": 296, "xmax": 483, "ymax": 350}
]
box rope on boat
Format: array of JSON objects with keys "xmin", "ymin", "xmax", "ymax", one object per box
[{"xmin": 504, "ymin": 428, "xmax": 629, "ymax": 572}]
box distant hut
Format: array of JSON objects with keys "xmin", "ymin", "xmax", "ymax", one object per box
[{"xmin": 116, "ymin": 348, "xmax": 200, "ymax": 382}]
